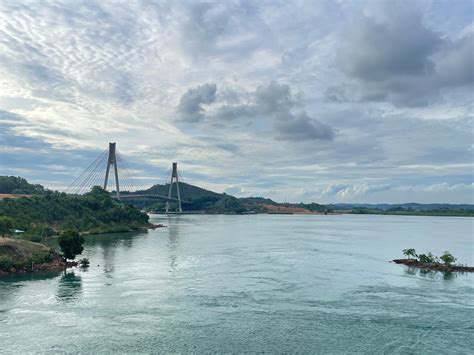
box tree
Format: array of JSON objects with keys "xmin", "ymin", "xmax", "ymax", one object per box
[
  {"xmin": 58, "ymin": 230, "xmax": 85, "ymax": 260},
  {"xmin": 440, "ymin": 251, "xmax": 456, "ymax": 266},
  {"xmin": 0, "ymin": 216, "xmax": 14, "ymax": 237},
  {"xmin": 418, "ymin": 253, "xmax": 435, "ymax": 263},
  {"xmin": 402, "ymin": 248, "xmax": 417, "ymax": 259}
]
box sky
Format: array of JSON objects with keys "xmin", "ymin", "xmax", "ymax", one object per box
[{"xmin": 0, "ymin": 0, "xmax": 473, "ymax": 204}]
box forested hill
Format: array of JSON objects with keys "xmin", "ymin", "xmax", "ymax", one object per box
[
  {"xmin": 129, "ymin": 182, "xmax": 248, "ymax": 213},
  {"xmin": 130, "ymin": 183, "xmax": 330, "ymax": 214},
  {"xmin": 138, "ymin": 182, "xmax": 222, "ymax": 200},
  {"xmin": 0, "ymin": 186, "xmax": 149, "ymax": 240},
  {"xmin": 0, "ymin": 176, "xmax": 45, "ymax": 194},
  {"xmin": 330, "ymin": 203, "xmax": 474, "ymax": 210}
]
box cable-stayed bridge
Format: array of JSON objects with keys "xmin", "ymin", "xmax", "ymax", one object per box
[{"xmin": 67, "ymin": 142, "xmax": 184, "ymax": 212}]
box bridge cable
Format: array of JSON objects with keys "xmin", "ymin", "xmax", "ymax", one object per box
[{"xmin": 65, "ymin": 149, "xmax": 107, "ymax": 194}]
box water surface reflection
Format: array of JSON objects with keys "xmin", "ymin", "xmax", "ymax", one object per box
[{"xmin": 56, "ymin": 271, "xmax": 82, "ymax": 303}]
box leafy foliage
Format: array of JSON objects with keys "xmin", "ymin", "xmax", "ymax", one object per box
[
  {"xmin": 401, "ymin": 249, "xmax": 459, "ymax": 266},
  {"xmin": 418, "ymin": 253, "xmax": 436, "ymax": 263},
  {"xmin": 0, "ymin": 176, "xmax": 45, "ymax": 194},
  {"xmin": 0, "ymin": 216, "xmax": 14, "ymax": 236},
  {"xmin": 58, "ymin": 230, "xmax": 84, "ymax": 260},
  {"xmin": 0, "ymin": 185, "xmax": 149, "ymax": 236},
  {"xmin": 440, "ymin": 251, "xmax": 457, "ymax": 266},
  {"xmin": 402, "ymin": 248, "xmax": 418, "ymax": 259}
]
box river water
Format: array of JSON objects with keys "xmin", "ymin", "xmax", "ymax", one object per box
[{"xmin": 1, "ymin": 214, "xmax": 473, "ymax": 353}]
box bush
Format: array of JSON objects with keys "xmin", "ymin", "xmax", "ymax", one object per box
[
  {"xmin": 418, "ymin": 253, "xmax": 435, "ymax": 263},
  {"xmin": 0, "ymin": 216, "xmax": 14, "ymax": 237},
  {"xmin": 0, "ymin": 256, "xmax": 13, "ymax": 270},
  {"xmin": 440, "ymin": 251, "xmax": 456, "ymax": 266},
  {"xmin": 24, "ymin": 235, "xmax": 42, "ymax": 243}
]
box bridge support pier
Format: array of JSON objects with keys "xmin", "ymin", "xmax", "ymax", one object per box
[
  {"xmin": 165, "ymin": 162, "xmax": 182, "ymax": 212},
  {"xmin": 104, "ymin": 142, "xmax": 120, "ymax": 198}
]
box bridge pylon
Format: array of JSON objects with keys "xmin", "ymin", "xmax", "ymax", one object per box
[
  {"xmin": 104, "ymin": 142, "xmax": 120, "ymax": 198},
  {"xmin": 165, "ymin": 162, "xmax": 182, "ymax": 212}
]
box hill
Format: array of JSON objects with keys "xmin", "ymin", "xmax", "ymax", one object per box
[
  {"xmin": 0, "ymin": 186, "xmax": 150, "ymax": 239},
  {"xmin": 329, "ymin": 203, "xmax": 474, "ymax": 211},
  {"xmin": 132, "ymin": 184, "xmax": 331, "ymax": 214},
  {"xmin": 0, "ymin": 176, "xmax": 45, "ymax": 194},
  {"xmin": 330, "ymin": 203, "xmax": 474, "ymax": 216},
  {"xmin": 131, "ymin": 182, "xmax": 247, "ymax": 214}
]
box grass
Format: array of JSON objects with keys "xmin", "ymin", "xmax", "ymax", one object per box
[{"xmin": 0, "ymin": 238, "xmax": 58, "ymax": 272}]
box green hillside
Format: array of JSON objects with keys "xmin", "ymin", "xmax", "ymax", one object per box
[
  {"xmin": 0, "ymin": 176, "xmax": 45, "ymax": 194},
  {"xmin": 130, "ymin": 182, "xmax": 247, "ymax": 214},
  {"xmin": 142, "ymin": 182, "xmax": 221, "ymax": 201},
  {"xmin": 0, "ymin": 186, "xmax": 149, "ymax": 239}
]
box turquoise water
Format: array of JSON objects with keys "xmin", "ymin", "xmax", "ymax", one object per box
[{"xmin": 1, "ymin": 214, "xmax": 473, "ymax": 353}]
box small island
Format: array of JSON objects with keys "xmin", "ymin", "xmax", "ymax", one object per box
[{"xmin": 393, "ymin": 249, "xmax": 474, "ymax": 273}]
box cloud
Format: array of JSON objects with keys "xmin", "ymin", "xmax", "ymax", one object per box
[
  {"xmin": 337, "ymin": 6, "xmax": 474, "ymax": 106},
  {"xmin": 179, "ymin": 81, "xmax": 335, "ymax": 141},
  {"xmin": 339, "ymin": 11, "xmax": 441, "ymax": 81},
  {"xmin": 436, "ymin": 32, "xmax": 474, "ymax": 88},
  {"xmin": 253, "ymin": 81, "xmax": 297, "ymax": 114},
  {"xmin": 0, "ymin": 1, "xmax": 472, "ymax": 203},
  {"xmin": 274, "ymin": 112, "xmax": 335, "ymax": 141},
  {"xmin": 177, "ymin": 83, "xmax": 217, "ymax": 122}
]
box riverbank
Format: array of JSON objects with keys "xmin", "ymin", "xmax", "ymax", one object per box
[
  {"xmin": 393, "ymin": 258, "xmax": 474, "ymax": 272},
  {"xmin": 0, "ymin": 238, "xmax": 75, "ymax": 276}
]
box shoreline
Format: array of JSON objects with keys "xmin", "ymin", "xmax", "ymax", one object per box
[{"xmin": 0, "ymin": 238, "xmax": 79, "ymax": 277}]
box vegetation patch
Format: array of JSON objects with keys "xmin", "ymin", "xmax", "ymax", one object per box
[
  {"xmin": 0, "ymin": 238, "xmax": 65, "ymax": 275},
  {"xmin": 0, "ymin": 181, "xmax": 150, "ymax": 239},
  {"xmin": 393, "ymin": 249, "xmax": 474, "ymax": 273}
]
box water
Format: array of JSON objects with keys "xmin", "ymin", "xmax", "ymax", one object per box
[{"xmin": 1, "ymin": 214, "xmax": 473, "ymax": 354}]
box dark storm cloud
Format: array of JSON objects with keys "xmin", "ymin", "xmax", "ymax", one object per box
[
  {"xmin": 253, "ymin": 82, "xmax": 296, "ymax": 114},
  {"xmin": 339, "ymin": 12, "xmax": 441, "ymax": 81},
  {"xmin": 274, "ymin": 112, "xmax": 335, "ymax": 141},
  {"xmin": 436, "ymin": 33, "xmax": 474, "ymax": 88},
  {"xmin": 337, "ymin": 8, "xmax": 474, "ymax": 107},
  {"xmin": 177, "ymin": 83, "xmax": 217, "ymax": 122}
]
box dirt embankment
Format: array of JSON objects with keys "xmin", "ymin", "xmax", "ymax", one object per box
[
  {"xmin": 0, "ymin": 238, "xmax": 70, "ymax": 276},
  {"xmin": 393, "ymin": 258, "xmax": 474, "ymax": 273},
  {"xmin": 261, "ymin": 204, "xmax": 323, "ymax": 214}
]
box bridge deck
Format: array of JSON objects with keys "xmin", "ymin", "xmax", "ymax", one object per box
[{"xmin": 114, "ymin": 194, "xmax": 180, "ymax": 202}]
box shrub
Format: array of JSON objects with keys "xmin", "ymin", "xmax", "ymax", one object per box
[
  {"xmin": 0, "ymin": 216, "xmax": 14, "ymax": 237},
  {"xmin": 24, "ymin": 235, "xmax": 42, "ymax": 243},
  {"xmin": 418, "ymin": 253, "xmax": 435, "ymax": 263},
  {"xmin": 440, "ymin": 251, "xmax": 457, "ymax": 266},
  {"xmin": 0, "ymin": 256, "xmax": 13, "ymax": 270}
]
